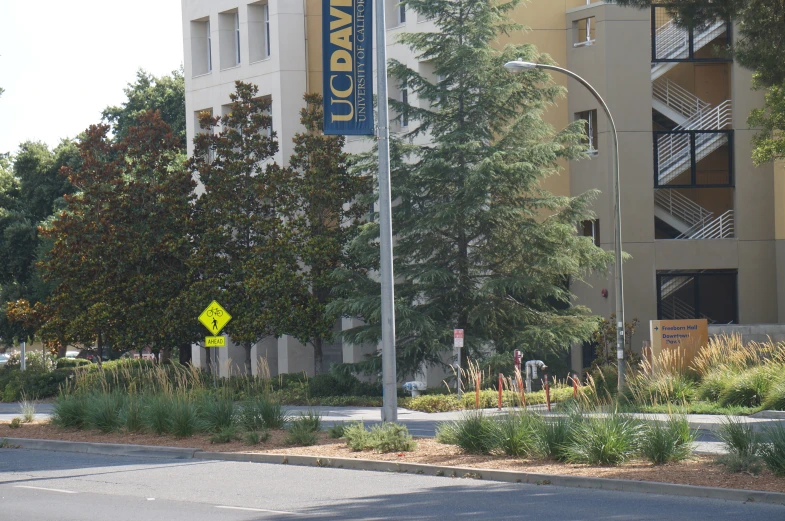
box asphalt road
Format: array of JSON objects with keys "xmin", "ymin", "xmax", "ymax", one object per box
[{"xmin": 1, "ymin": 449, "xmax": 783, "ymax": 520}]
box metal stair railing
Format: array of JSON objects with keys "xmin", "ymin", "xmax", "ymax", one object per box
[
  {"xmin": 656, "ymin": 100, "xmax": 732, "ymax": 185},
  {"xmin": 653, "ymin": 77, "xmax": 711, "ymax": 121},
  {"xmin": 653, "ymin": 19, "xmax": 727, "ymax": 64},
  {"xmin": 654, "ymin": 189, "xmax": 713, "ymax": 230},
  {"xmin": 677, "ymin": 209, "xmax": 734, "ymax": 239},
  {"xmin": 661, "ymin": 295, "xmax": 716, "ymax": 323},
  {"xmin": 660, "ymin": 275, "xmax": 693, "ymax": 299}
]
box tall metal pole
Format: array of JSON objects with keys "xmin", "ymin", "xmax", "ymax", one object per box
[
  {"xmin": 504, "ymin": 61, "xmax": 626, "ymax": 390},
  {"xmin": 375, "ymin": 0, "xmax": 398, "ymax": 422},
  {"xmin": 20, "ymin": 340, "xmax": 26, "ymax": 372}
]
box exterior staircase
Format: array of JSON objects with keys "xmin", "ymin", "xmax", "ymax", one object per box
[{"xmin": 651, "ymin": 19, "xmax": 727, "ymax": 81}]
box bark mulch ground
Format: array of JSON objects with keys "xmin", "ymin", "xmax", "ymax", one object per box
[{"xmin": 2, "ymin": 421, "xmax": 784, "ymax": 494}]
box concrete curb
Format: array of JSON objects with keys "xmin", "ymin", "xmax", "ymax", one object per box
[
  {"xmin": 0, "ymin": 438, "xmax": 198, "ymax": 459},
  {"xmin": 193, "ymin": 451, "xmax": 785, "ymax": 506},
  {"xmin": 4, "ymin": 438, "xmax": 785, "ymax": 505}
]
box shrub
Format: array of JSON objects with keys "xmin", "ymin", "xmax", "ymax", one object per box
[
  {"xmin": 435, "ymin": 411, "xmax": 498, "ymax": 454},
  {"xmin": 491, "ymin": 412, "xmax": 541, "ymax": 457},
  {"xmin": 170, "ymin": 397, "xmax": 202, "ymax": 438},
  {"xmin": 285, "ymin": 417, "xmax": 318, "ymax": 446},
  {"xmin": 19, "ymin": 396, "xmax": 36, "ymax": 423},
  {"xmin": 294, "ymin": 410, "xmax": 321, "ymax": 433},
  {"xmin": 716, "ymin": 453, "xmax": 763, "ymax": 474},
  {"xmin": 328, "ymin": 422, "xmax": 346, "ymax": 439},
  {"xmin": 240, "ymin": 396, "xmax": 288, "ymax": 430},
  {"xmin": 564, "ymin": 414, "xmax": 642, "ymax": 465},
  {"xmin": 639, "ymin": 417, "xmax": 695, "ymax": 464},
  {"xmin": 0, "ymin": 367, "xmax": 72, "ymax": 402},
  {"xmin": 344, "ymin": 422, "xmax": 370, "ymax": 451},
  {"xmin": 210, "ymin": 426, "xmax": 239, "ymax": 444},
  {"xmin": 366, "ymin": 423, "xmax": 416, "ymax": 453},
  {"xmin": 9, "ymin": 417, "xmax": 21, "ymax": 428},
  {"xmin": 56, "ymin": 358, "xmax": 91, "ymax": 369},
  {"xmin": 404, "ymin": 394, "xmax": 461, "ymax": 413},
  {"xmin": 51, "ymin": 394, "xmax": 88, "ymax": 429},
  {"xmin": 719, "ymin": 366, "xmax": 774, "ymax": 407},
  {"xmin": 86, "ymin": 393, "xmax": 125, "ymax": 433},
  {"xmin": 717, "ymin": 417, "xmax": 760, "ymax": 458},
  {"xmin": 243, "ymin": 430, "xmax": 269, "ymax": 445},
  {"xmin": 198, "ymin": 395, "xmax": 236, "ymax": 432},
  {"xmin": 760, "ymin": 424, "xmax": 785, "ymax": 476},
  {"xmin": 307, "ymin": 373, "xmax": 353, "ymax": 398}
]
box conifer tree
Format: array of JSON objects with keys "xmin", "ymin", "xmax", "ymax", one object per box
[
  {"xmin": 187, "ymin": 82, "xmax": 297, "ymax": 375},
  {"xmin": 333, "ymin": 0, "xmax": 613, "ymax": 376}
]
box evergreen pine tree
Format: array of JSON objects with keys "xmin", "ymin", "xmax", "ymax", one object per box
[{"xmin": 333, "ymin": 0, "xmax": 613, "ymax": 376}]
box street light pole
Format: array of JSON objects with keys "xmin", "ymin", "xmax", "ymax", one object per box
[
  {"xmin": 504, "ymin": 60, "xmax": 626, "ymax": 390},
  {"xmin": 375, "ymin": 0, "xmax": 398, "ymax": 421}
]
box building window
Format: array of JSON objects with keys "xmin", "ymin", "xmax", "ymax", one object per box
[
  {"xmin": 235, "ymin": 13, "xmax": 241, "ymax": 65},
  {"xmin": 652, "ymin": 6, "xmax": 731, "ymax": 62},
  {"xmin": 248, "ymin": 2, "xmax": 271, "ymax": 62},
  {"xmin": 574, "ymin": 17, "xmax": 595, "ymax": 47},
  {"xmin": 654, "ymin": 130, "xmax": 733, "ymax": 188},
  {"xmin": 190, "ymin": 18, "xmax": 212, "ymax": 76},
  {"xmin": 657, "ymin": 270, "xmax": 737, "ymax": 324},
  {"xmin": 398, "ymin": 3, "xmax": 406, "ymax": 26},
  {"xmin": 400, "ymin": 86, "xmax": 409, "ymax": 128},
  {"xmin": 575, "ymin": 110, "xmax": 598, "ymax": 155},
  {"xmin": 581, "ymin": 220, "xmax": 600, "ymax": 247},
  {"xmin": 219, "ymin": 10, "xmax": 240, "ymax": 69}
]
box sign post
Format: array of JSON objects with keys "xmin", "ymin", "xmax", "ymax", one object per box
[
  {"xmin": 198, "ymin": 301, "xmax": 232, "ymax": 386},
  {"xmin": 453, "ymin": 329, "xmax": 464, "ymax": 397}
]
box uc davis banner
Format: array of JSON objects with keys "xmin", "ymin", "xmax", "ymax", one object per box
[{"xmin": 323, "ymin": 0, "xmax": 374, "ymax": 135}]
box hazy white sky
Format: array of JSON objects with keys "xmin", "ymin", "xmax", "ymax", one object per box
[{"xmin": 0, "ymin": 0, "xmax": 184, "ymax": 154}]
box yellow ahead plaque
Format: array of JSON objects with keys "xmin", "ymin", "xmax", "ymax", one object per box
[
  {"xmin": 199, "ymin": 300, "xmax": 232, "ymax": 335},
  {"xmin": 205, "ymin": 336, "xmax": 226, "ymax": 347}
]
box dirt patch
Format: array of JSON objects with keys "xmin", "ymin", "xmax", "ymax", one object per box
[{"xmin": 2, "ymin": 421, "xmax": 784, "ymax": 494}]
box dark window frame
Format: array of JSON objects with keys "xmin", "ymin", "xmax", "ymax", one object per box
[
  {"xmin": 651, "ymin": 5, "xmax": 732, "ymax": 63},
  {"xmin": 653, "ymin": 129, "xmax": 734, "ymax": 188},
  {"xmin": 656, "ymin": 270, "xmax": 738, "ymax": 324}
]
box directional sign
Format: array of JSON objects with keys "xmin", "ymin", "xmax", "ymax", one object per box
[
  {"xmin": 205, "ymin": 336, "xmax": 226, "ymax": 347},
  {"xmin": 650, "ymin": 319, "xmax": 708, "ymax": 372},
  {"xmin": 199, "ymin": 301, "xmax": 232, "ymax": 335}
]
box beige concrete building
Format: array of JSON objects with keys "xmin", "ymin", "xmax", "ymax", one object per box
[{"xmin": 181, "ymin": 0, "xmax": 781, "ymax": 378}]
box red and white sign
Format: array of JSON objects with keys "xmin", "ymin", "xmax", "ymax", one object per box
[{"xmin": 454, "ymin": 329, "xmax": 464, "ymax": 348}]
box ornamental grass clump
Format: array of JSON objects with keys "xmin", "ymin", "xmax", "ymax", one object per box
[
  {"xmin": 343, "ymin": 422, "xmax": 415, "ymax": 453},
  {"xmin": 491, "ymin": 412, "xmax": 542, "ymax": 457},
  {"xmin": 169, "ymin": 397, "xmax": 202, "ymax": 438},
  {"xmin": 717, "ymin": 417, "xmax": 760, "ymax": 458},
  {"xmin": 435, "ymin": 411, "xmax": 498, "ymax": 455},
  {"xmin": 719, "ymin": 366, "xmax": 777, "ymax": 407},
  {"xmin": 535, "ymin": 416, "xmax": 575, "ymax": 462},
  {"xmin": 639, "ymin": 416, "xmax": 695, "ymax": 464},
  {"xmin": 51, "ymin": 393, "xmax": 88, "ymax": 429},
  {"xmin": 760, "ymin": 424, "xmax": 785, "ymax": 476},
  {"xmin": 285, "ymin": 416, "xmax": 318, "ymax": 446},
  {"xmin": 564, "ymin": 414, "xmax": 642, "ymax": 465},
  {"xmin": 198, "ymin": 395, "xmax": 236, "ymax": 432},
  {"xmin": 122, "ymin": 396, "xmax": 145, "ymax": 432},
  {"xmin": 85, "ymin": 392, "xmax": 125, "ymax": 433},
  {"xmin": 144, "ymin": 395, "xmax": 173, "ymax": 435}
]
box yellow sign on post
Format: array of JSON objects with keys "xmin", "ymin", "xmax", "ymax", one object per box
[
  {"xmin": 199, "ymin": 301, "xmax": 232, "ymax": 335},
  {"xmin": 205, "ymin": 336, "xmax": 226, "ymax": 347},
  {"xmin": 649, "ymin": 319, "xmax": 709, "ymax": 371}
]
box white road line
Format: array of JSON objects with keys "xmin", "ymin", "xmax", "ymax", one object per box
[
  {"xmin": 15, "ymin": 485, "xmax": 78, "ymax": 494},
  {"xmin": 215, "ymin": 505, "xmax": 303, "ymax": 515}
]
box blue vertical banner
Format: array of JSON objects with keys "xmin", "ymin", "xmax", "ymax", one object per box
[{"xmin": 323, "ymin": 0, "xmax": 374, "ymax": 135}]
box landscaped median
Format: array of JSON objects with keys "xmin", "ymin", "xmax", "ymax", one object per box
[{"xmin": 3, "ymin": 411, "xmax": 785, "ymax": 502}]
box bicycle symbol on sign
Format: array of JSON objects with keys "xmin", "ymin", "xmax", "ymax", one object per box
[{"xmin": 207, "ymin": 308, "xmax": 223, "ymax": 331}]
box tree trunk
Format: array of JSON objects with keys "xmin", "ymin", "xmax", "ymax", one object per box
[
  {"xmin": 57, "ymin": 343, "xmax": 67, "ymax": 359},
  {"xmin": 96, "ymin": 332, "xmax": 103, "ymax": 369},
  {"xmin": 313, "ymin": 337, "xmax": 324, "ymax": 375},
  {"xmin": 244, "ymin": 342, "xmax": 252, "ymax": 376},
  {"xmin": 179, "ymin": 342, "xmax": 192, "ymax": 365},
  {"xmin": 160, "ymin": 346, "xmax": 171, "ymax": 364}
]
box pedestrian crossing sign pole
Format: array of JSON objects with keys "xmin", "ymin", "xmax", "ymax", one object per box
[{"xmin": 198, "ymin": 301, "xmax": 231, "ymax": 385}]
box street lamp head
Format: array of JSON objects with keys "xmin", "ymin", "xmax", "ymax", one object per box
[{"xmin": 504, "ymin": 60, "xmax": 539, "ymax": 73}]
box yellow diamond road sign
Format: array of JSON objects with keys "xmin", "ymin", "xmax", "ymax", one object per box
[{"xmin": 199, "ymin": 301, "xmax": 231, "ymax": 335}]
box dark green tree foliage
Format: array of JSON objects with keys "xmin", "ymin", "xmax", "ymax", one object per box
[
  {"xmin": 0, "ymin": 142, "xmax": 78, "ymax": 345},
  {"xmin": 614, "ymin": 0, "xmax": 785, "ymax": 164},
  {"xmin": 284, "ymin": 94, "xmax": 372, "ymax": 374},
  {"xmin": 332, "ymin": 0, "xmax": 612, "ymax": 376},
  {"xmin": 102, "ymin": 68, "xmax": 187, "ymax": 147},
  {"xmin": 188, "ymin": 81, "xmax": 297, "ymax": 375},
  {"xmin": 40, "ymin": 112, "xmax": 195, "ymax": 359}
]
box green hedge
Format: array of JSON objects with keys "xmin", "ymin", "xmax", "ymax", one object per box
[{"xmin": 0, "ymin": 366, "xmax": 73, "ymax": 402}]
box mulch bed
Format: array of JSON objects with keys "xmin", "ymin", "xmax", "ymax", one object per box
[{"xmin": 2, "ymin": 421, "xmax": 784, "ymax": 494}]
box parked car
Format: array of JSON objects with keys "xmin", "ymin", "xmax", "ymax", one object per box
[{"xmin": 0, "ymin": 354, "xmax": 8, "ymax": 366}]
